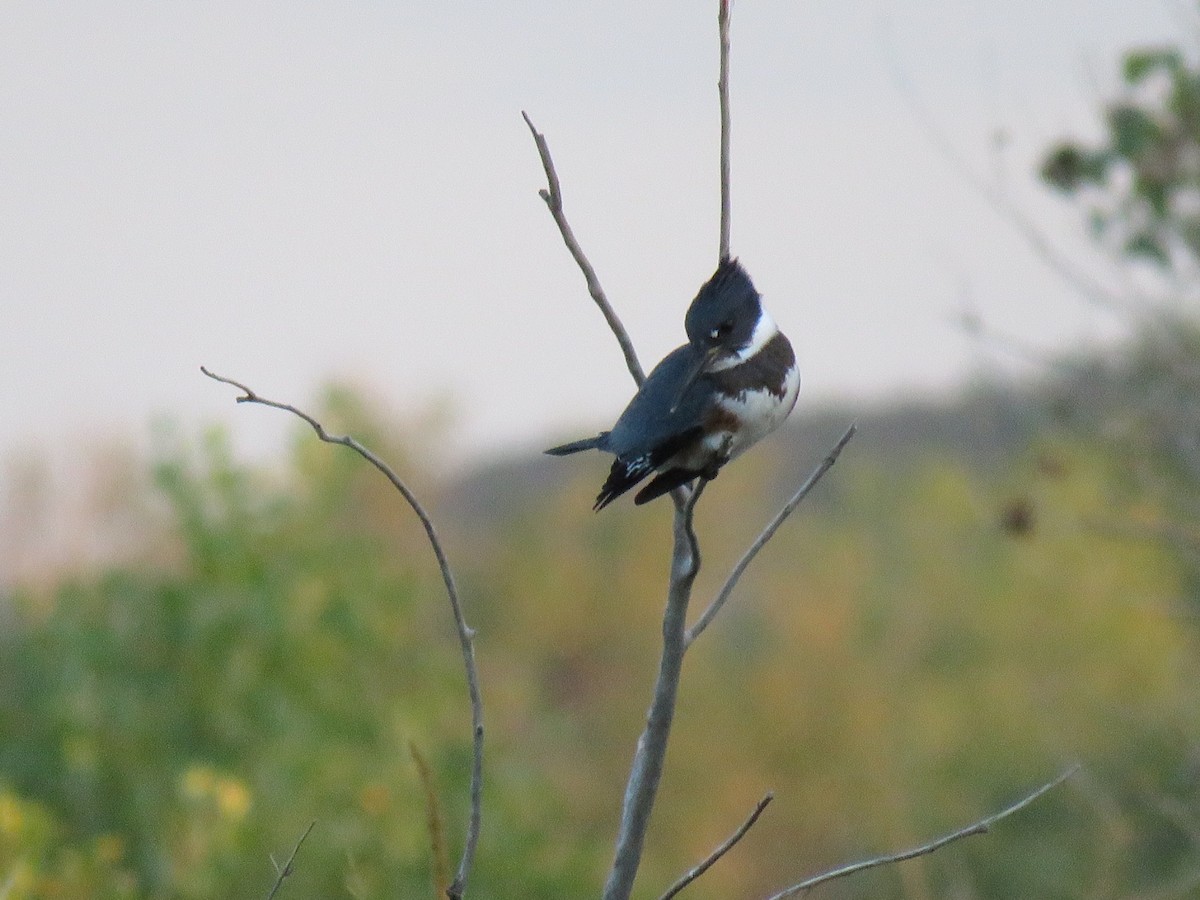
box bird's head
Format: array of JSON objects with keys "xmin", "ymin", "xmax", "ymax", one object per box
[
  {"xmin": 670, "ymin": 258, "xmax": 765, "ymax": 411},
  {"xmin": 684, "ymin": 257, "xmax": 762, "ymax": 358}
]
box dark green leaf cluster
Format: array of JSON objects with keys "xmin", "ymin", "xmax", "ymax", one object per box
[{"xmin": 1041, "ymin": 47, "xmax": 1200, "ymax": 267}]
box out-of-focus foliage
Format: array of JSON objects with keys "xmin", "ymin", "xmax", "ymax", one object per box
[
  {"xmin": 0, "ymin": 390, "xmax": 607, "ymax": 899},
  {"xmin": 3, "ymin": 384, "xmax": 1200, "ymax": 897},
  {"xmin": 0, "ymin": 789, "xmax": 137, "ymax": 898},
  {"xmin": 1035, "ymin": 320, "xmax": 1200, "ymax": 612},
  {"xmin": 487, "ymin": 433, "xmax": 1200, "ymax": 898},
  {"xmin": 1041, "ymin": 45, "xmax": 1200, "ymax": 272},
  {"xmin": 1038, "ymin": 27, "xmax": 1200, "ymax": 616}
]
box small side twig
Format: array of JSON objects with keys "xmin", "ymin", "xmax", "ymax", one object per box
[
  {"xmin": 522, "ymin": 110, "xmax": 646, "ymax": 387},
  {"xmin": 686, "ymin": 423, "xmax": 856, "ymax": 646},
  {"xmin": 658, "ymin": 791, "xmax": 773, "ymax": 900},
  {"xmin": 201, "ymin": 367, "xmax": 484, "ymax": 900},
  {"xmin": 266, "ymin": 821, "xmax": 316, "ymax": 900},
  {"xmin": 766, "ymin": 764, "xmax": 1080, "ymax": 898},
  {"xmin": 717, "ymin": 0, "xmax": 733, "ymax": 262}
]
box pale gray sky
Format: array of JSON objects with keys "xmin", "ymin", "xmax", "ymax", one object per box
[{"xmin": 0, "ymin": 1, "xmax": 1186, "ymax": 469}]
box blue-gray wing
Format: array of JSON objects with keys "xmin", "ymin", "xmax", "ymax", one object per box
[{"xmin": 606, "ymin": 345, "xmax": 713, "ymax": 458}]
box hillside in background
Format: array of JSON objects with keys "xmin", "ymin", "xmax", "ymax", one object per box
[{"xmin": 441, "ymin": 379, "xmax": 1040, "ymax": 529}]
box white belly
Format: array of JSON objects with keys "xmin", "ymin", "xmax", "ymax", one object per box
[{"xmin": 714, "ymin": 363, "xmax": 801, "ymax": 459}]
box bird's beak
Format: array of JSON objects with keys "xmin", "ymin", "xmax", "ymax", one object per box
[{"xmin": 670, "ymin": 346, "xmax": 721, "ymax": 413}]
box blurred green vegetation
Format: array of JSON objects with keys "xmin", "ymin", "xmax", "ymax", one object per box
[
  {"xmin": 2, "ymin": 373, "xmax": 1200, "ymax": 898},
  {"xmin": 0, "ymin": 388, "xmax": 621, "ymax": 899}
]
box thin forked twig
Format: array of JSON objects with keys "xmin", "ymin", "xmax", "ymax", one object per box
[
  {"xmin": 717, "ymin": 0, "xmax": 733, "ymax": 262},
  {"xmin": 201, "ymin": 367, "xmax": 484, "ymax": 900},
  {"xmin": 521, "ymin": 110, "xmax": 646, "ymax": 387},
  {"xmin": 686, "ymin": 423, "xmax": 856, "ymax": 647},
  {"xmin": 266, "ymin": 821, "xmax": 316, "ymax": 900},
  {"xmin": 658, "ymin": 792, "xmax": 773, "ymax": 900},
  {"xmin": 766, "ymin": 764, "xmax": 1080, "ymax": 899}
]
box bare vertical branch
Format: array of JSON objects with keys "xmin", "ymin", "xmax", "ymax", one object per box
[
  {"xmin": 687, "ymin": 423, "xmax": 855, "ymax": 646},
  {"xmin": 658, "ymin": 791, "xmax": 773, "ymax": 900},
  {"xmin": 602, "ymin": 483, "xmax": 707, "ymax": 900},
  {"xmin": 522, "ymin": 111, "xmax": 646, "ymax": 387},
  {"xmin": 529, "ymin": 6, "xmax": 849, "ymax": 899},
  {"xmin": 200, "ymin": 367, "xmax": 484, "ymax": 900},
  {"xmin": 718, "ymin": 0, "xmax": 733, "ymax": 262}
]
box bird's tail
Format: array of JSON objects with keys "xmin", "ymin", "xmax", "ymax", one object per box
[{"xmin": 545, "ymin": 432, "xmax": 608, "ymax": 456}]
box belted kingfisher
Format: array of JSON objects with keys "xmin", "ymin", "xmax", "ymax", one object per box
[{"xmin": 546, "ymin": 258, "xmax": 800, "ymax": 510}]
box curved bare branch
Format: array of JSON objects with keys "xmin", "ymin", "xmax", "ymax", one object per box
[{"xmin": 201, "ymin": 366, "xmax": 484, "ymax": 900}]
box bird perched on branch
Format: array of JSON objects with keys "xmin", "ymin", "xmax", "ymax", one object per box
[{"xmin": 546, "ymin": 258, "xmax": 800, "ymax": 510}]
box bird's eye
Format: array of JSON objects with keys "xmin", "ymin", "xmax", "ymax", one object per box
[{"xmin": 710, "ymin": 320, "xmax": 734, "ymax": 341}]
